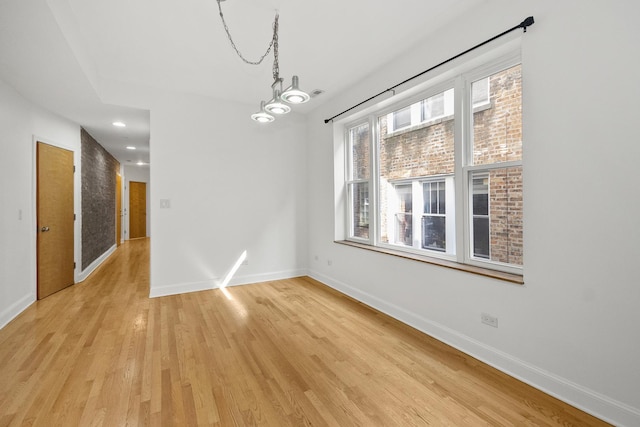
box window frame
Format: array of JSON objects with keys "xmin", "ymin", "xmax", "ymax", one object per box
[{"xmin": 341, "ymin": 48, "xmax": 523, "ymax": 276}]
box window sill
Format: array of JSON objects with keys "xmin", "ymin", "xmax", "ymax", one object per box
[{"xmin": 335, "ymin": 240, "xmax": 524, "ymax": 285}]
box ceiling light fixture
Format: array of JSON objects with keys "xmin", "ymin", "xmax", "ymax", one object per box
[
  {"xmin": 215, "ymin": 0, "xmax": 310, "ymax": 123},
  {"xmin": 112, "ymin": 121, "xmax": 126, "ymax": 127},
  {"xmin": 250, "ymin": 101, "xmax": 275, "ymax": 123},
  {"xmin": 126, "ymin": 146, "xmax": 136, "ymax": 150},
  {"xmin": 281, "ymin": 76, "xmax": 310, "ymax": 104}
]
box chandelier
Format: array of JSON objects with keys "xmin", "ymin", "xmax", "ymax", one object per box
[{"xmin": 216, "ymin": 0, "xmax": 310, "ymax": 123}]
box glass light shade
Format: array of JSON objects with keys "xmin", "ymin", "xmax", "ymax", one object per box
[
  {"xmin": 251, "ymin": 101, "xmax": 275, "ymax": 123},
  {"xmin": 264, "ymin": 89, "xmax": 291, "ymax": 115},
  {"xmin": 282, "ymin": 76, "xmax": 310, "ymax": 104}
]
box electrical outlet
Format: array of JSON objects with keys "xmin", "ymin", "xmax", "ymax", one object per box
[
  {"xmin": 327, "ymin": 259, "xmax": 332, "ymax": 266},
  {"xmin": 314, "ymin": 255, "xmax": 319, "ymax": 261},
  {"xmin": 481, "ymin": 313, "xmax": 498, "ymax": 328}
]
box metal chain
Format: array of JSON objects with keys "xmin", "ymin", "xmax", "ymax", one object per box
[
  {"xmin": 216, "ymin": 0, "xmax": 280, "ymax": 80},
  {"xmin": 271, "ymin": 16, "xmax": 279, "ymax": 82}
]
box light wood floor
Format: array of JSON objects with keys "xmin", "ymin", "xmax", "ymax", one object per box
[{"xmin": 0, "ymin": 239, "xmax": 609, "ymax": 426}]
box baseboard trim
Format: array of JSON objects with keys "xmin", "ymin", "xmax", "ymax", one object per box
[
  {"xmin": 149, "ymin": 269, "xmax": 308, "ymax": 299},
  {"xmin": 0, "ymin": 293, "xmax": 36, "ymax": 330},
  {"xmin": 77, "ymin": 244, "xmax": 117, "ymax": 283},
  {"xmin": 308, "ymin": 270, "xmax": 640, "ymax": 427}
]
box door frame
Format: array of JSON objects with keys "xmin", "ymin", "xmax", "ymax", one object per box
[{"xmin": 31, "ymin": 135, "xmax": 81, "ymax": 297}]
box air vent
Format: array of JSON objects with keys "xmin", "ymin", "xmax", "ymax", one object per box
[{"xmin": 310, "ymin": 89, "xmax": 324, "ymax": 98}]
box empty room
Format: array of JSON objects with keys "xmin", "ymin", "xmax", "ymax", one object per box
[{"xmin": 1, "ymin": 0, "xmax": 639, "ymax": 426}]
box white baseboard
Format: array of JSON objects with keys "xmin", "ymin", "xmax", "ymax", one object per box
[
  {"xmin": 308, "ymin": 270, "xmax": 640, "ymax": 427},
  {"xmin": 0, "ymin": 293, "xmax": 36, "ymax": 330},
  {"xmin": 149, "ymin": 268, "xmax": 308, "ymax": 299},
  {"xmin": 77, "ymin": 244, "xmax": 117, "ymax": 283}
]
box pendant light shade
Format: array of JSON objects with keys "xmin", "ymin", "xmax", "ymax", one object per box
[
  {"xmin": 251, "ymin": 101, "xmax": 275, "ymax": 123},
  {"xmin": 282, "ymin": 76, "xmax": 310, "ymax": 104},
  {"xmin": 264, "ymin": 89, "xmax": 291, "ymax": 115}
]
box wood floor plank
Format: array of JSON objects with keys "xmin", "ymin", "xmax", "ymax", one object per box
[{"xmin": 0, "ymin": 238, "xmax": 611, "ymax": 426}]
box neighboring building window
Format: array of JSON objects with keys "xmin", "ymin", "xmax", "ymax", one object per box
[
  {"xmin": 472, "ymin": 175, "xmax": 490, "ymax": 259},
  {"xmin": 393, "ymin": 107, "xmax": 412, "ymax": 131},
  {"xmin": 393, "ymin": 184, "xmax": 413, "ymax": 246},
  {"xmin": 344, "ymin": 56, "xmax": 522, "ymax": 274},
  {"xmin": 472, "ymin": 77, "xmax": 490, "ymax": 108},
  {"xmin": 422, "ymin": 181, "xmax": 446, "ymax": 251}
]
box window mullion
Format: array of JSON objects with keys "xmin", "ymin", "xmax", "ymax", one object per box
[{"xmin": 371, "ymin": 115, "xmax": 379, "ymax": 246}]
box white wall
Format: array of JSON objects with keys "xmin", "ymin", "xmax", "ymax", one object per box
[
  {"xmin": 307, "ymin": 1, "xmax": 640, "ymax": 425},
  {"xmin": 149, "ymin": 91, "xmax": 308, "ymax": 297},
  {"xmin": 122, "ymin": 164, "xmax": 150, "ymax": 240},
  {"xmin": 0, "ymin": 78, "xmax": 81, "ymax": 329}
]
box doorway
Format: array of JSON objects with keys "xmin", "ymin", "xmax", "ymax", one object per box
[
  {"xmin": 129, "ymin": 181, "xmax": 147, "ymax": 239},
  {"xmin": 116, "ymin": 173, "xmax": 122, "ymax": 246},
  {"xmin": 36, "ymin": 142, "xmax": 75, "ymax": 299}
]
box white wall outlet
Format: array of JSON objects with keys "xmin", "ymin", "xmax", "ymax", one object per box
[
  {"xmin": 327, "ymin": 259, "xmax": 332, "ymax": 266},
  {"xmin": 160, "ymin": 199, "xmax": 171, "ymax": 209},
  {"xmin": 481, "ymin": 313, "xmax": 498, "ymax": 328}
]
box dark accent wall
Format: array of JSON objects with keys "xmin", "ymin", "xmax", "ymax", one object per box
[{"xmin": 81, "ymin": 128, "xmax": 119, "ymax": 269}]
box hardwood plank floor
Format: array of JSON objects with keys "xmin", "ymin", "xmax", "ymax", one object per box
[{"xmin": 0, "ymin": 239, "xmax": 609, "ymax": 426}]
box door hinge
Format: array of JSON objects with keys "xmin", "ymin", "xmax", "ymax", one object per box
[
  {"xmin": 74, "ymin": 213, "xmax": 76, "ymax": 220},
  {"xmin": 73, "ymin": 165, "xmax": 76, "ymax": 173},
  {"xmin": 74, "ymin": 262, "xmax": 76, "ymax": 269}
]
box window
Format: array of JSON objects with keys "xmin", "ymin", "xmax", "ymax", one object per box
[
  {"xmin": 347, "ymin": 122, "xmax": 371, "ymax": 240},
  {"xmin": 422, "ymin": 181, "xmax": 446, "ymax": 252},
  {"xmin": 343, "ymin": 54, "xmax": 523, "ymax": 275},
  {"xmin": 393, "ymin": 184, "xmax": 412, "ymax": 246},
  {"xmin": 393, "ymin": 107, "xmax": 412, "ymax": 131},
  {"xmin": 471, "ymin": 175, "xmax": 490, "ymax": 258}
]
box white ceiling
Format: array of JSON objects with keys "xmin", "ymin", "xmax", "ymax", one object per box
[{"xmin": 0, "ymin": 0, "xmax": 485, "ymax": 164}]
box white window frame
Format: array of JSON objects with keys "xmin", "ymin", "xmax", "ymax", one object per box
[{"xmin": 341, "ymin": 46, "xmax": 522, "ymax": 275}]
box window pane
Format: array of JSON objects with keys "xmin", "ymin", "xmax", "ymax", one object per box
[
  {"xmin": 422, "ymin": 216, "xmax": 446, "ymax": 251},
  {"xmin": 378, "ymin": 93, "xmax": 454, "ymax": 247},
  {"xmin": 394, "ymin": 184, "xmax": 412, "ymax": 245},
  {"xmin": 438, "ymin": 181, "xmax": 446, "ymax": 214},
  {"xmin": 349, "ymin": 123, "xmax": 370, "ymax": 180},
  {"xmin": 350, "ymin": 182, "xmax": 369, "ymax": 239},
  {"xmin": 393, "ymin": 107, "xmax": 411, "ymax": 130},
  {"xmin": 472, "ymin": 177, "xmax": 488, "ymax": 215},
  {"xmin": 472, "ymin": 168, "xmax": 523, "ymax": 265},
  {"xmin": 472, "ymin": 64, "xmax": 522, "ymax": 165},
  {"xmin": 422, "ymin": 92, "xmax": 444, "ymax": 121},
  {"xmin": 472, "ymin": 77, "xmax": 489, "ymax": 107},
  {"xmin": 473, "ymin": 218, "xmax": 490, "ymax": 258}
]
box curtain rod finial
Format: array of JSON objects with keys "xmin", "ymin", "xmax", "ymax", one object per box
[{"xmin": 520, "ymin": 16, "xmax": 535, "ymax": 32}]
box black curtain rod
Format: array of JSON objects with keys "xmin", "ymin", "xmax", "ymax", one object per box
[{"xmin": 324, "ymin": 16, "xmax": 535, "ymax": 124}]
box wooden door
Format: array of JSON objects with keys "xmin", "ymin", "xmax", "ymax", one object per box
[
  {"xmin": 129, "ymin": 181, "xmax": 146, "ymax": 239},
  {"xmin": 116, "ymin": 173, "xmax": 122, "ymax": 246},
  {"xmin": 37, "ymin": 142, "xmax": 75, "ymax": 299}
]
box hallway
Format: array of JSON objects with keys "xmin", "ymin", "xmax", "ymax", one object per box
[{"xmin": 0, "ymin": 239, "xmax": 608, "ymax": 426}]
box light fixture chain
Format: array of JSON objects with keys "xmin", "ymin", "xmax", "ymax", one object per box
[
  {"xmin": 216, "ymin": 0, "xmax": 278, "ymax": 67},
  {"xmin": 272, "ymin": 16, "xmax": 279, "ymax": 82}
]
